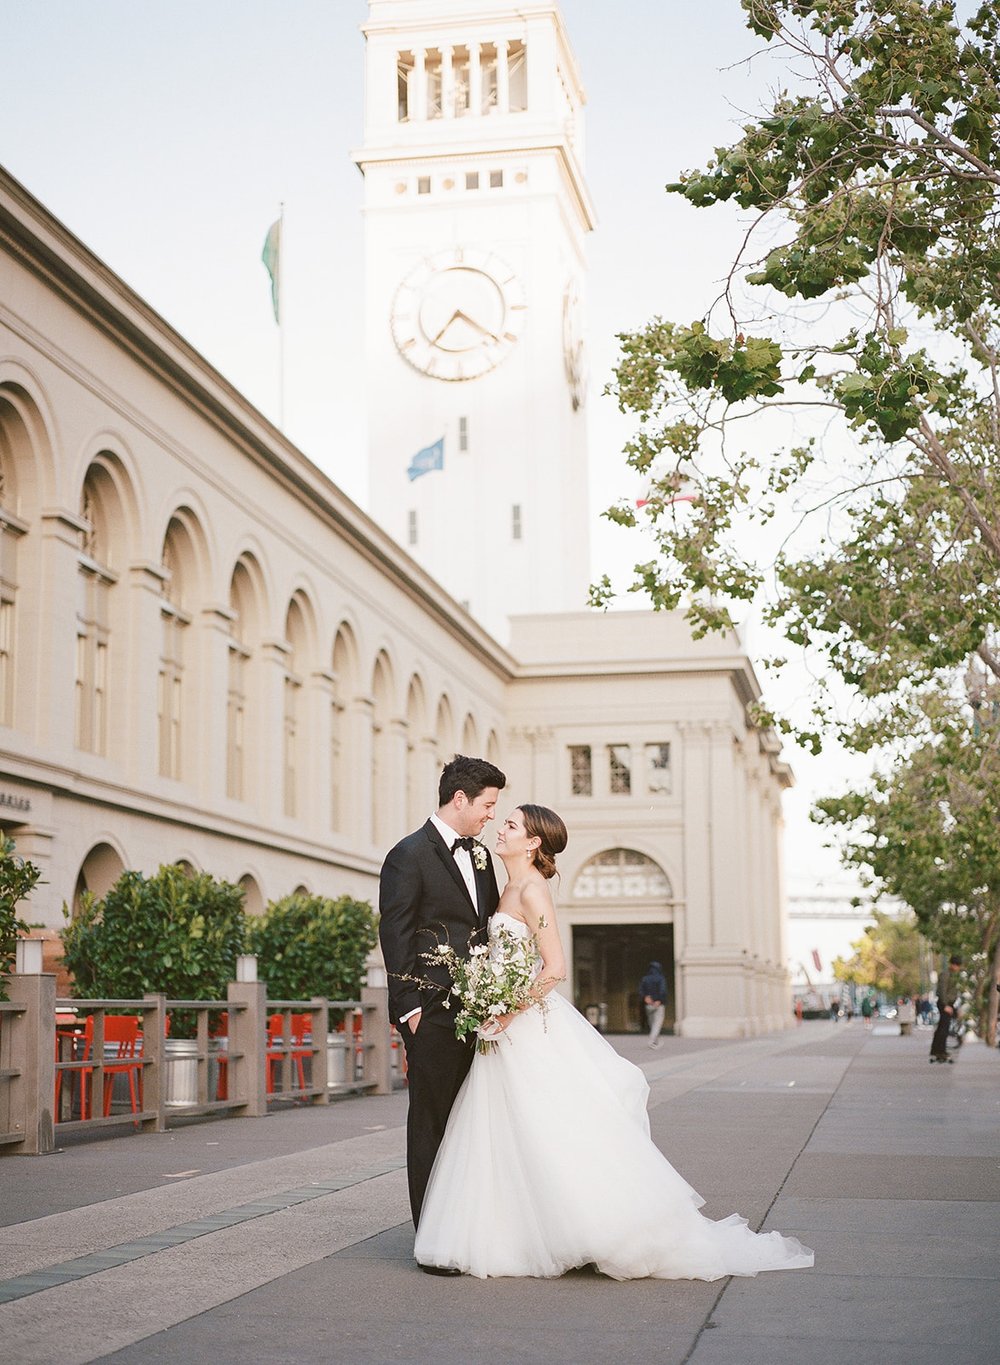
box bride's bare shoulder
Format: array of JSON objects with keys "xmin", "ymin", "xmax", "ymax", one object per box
[{"xmin": 521, "ymin": 877, "xmax": 554, "ymax": 927}]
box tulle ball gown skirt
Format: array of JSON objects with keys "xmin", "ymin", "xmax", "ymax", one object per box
[{"xmin": 414, "ymin": 991, "xmax": 814, "ymax": 1280}]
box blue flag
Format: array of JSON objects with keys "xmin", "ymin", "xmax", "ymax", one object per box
[{"xmin": 407, "ymin": 437, "xmax": 444, "ymax": 482}]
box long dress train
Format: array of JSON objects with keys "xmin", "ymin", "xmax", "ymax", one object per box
[{"xmin": 414, "ymin": 913, "xmax": 814, "ymax": 1280}]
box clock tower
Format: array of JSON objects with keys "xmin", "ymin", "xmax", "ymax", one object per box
[{"xmin": 355, "ymin": 0, "xmax": 594, "ymax": 642}]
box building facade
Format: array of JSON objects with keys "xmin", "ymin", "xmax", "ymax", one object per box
[
  {"xmin": 0, "ymin": 0, "xmax": 796, "ymax": 1038},
  {"xmin": 0, "ymin": 165, "xmax": 793, "ymax": 1035},
  {"xmin": 505, "ymin": 614, "xmax": 793, "ymax": 1035}
]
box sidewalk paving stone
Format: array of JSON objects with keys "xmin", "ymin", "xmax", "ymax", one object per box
[{"xmin": 0, "ymin": 1021, "xmax": 996, "ymax": 1365}]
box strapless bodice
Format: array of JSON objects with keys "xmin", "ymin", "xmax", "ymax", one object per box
[
  {"xmin": 488, "ymin": 910, "xmax": 539, "ymax": 973},
  {"xmin": 490, "ymin": 910, "xmax": 531, "ymax": 939}
]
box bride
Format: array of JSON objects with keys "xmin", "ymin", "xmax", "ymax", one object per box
[{"xmin": 413, "ymin": 803, "xmax": 814, "ymax": 1281}]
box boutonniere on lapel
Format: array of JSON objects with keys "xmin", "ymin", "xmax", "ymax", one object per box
[{"xmin": 471, "ymin": 842, "xmax": 489, "ymax": 872}]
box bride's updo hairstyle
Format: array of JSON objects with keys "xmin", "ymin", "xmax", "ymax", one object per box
[{"xmin": 520, "ymin": 804, "xmax": 568, "ymax": 880}]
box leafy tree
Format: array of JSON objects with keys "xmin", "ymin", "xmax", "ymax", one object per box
[
  {"xmin": 817, "ymin": 688, "xmax": 1000, "ymax": 1043},
  {"xmin": 832, "ymin": 907, "xmax": 926, "ymax": 999},
  {"xmin": 245, "ymin": 893, "xmax": 378, "ymax": 1003},
  {"xmin": 61, "ymin": 864, "xmax": 246, "ymax": 1033},
  {"xmin": 597, "ymin": 0, "xmax": 1000, "ymax": 754},
  {"xmin": 0, "ymin": 836, "xmax": 41, "ymax": 1000}
]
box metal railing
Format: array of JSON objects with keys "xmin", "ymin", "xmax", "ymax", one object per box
[
  {"xmin": 0, "ymin": 999, "xmax": 28, "ymax": 1148},
  {"xmin": 0, "ymin": 967, "xmax": 392, "ymax": 1155}
]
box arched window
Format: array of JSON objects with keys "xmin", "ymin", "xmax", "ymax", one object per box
[
  {"xmin": 0, "ymin": 413, "xmax": 27, "ymax": 727},
  {"xmin": 76, "ymin": 464, "xmax": 122, "ymax": 755},
  {"xmin": 461, "ymin": 712, "xmax": 478, "ymax": 755},
  {"xmin": 371, "ymin": 652, "xmax": 394, "ymax": 846},
  {"xmin": 283, "ymin": 598, "xmax": 308, "ymax": 819},
  {"xmin": 406, "ymin": 674, "xmax": 427, "ymax": 829},
  {"xmin": 239, "ymin": 872, "xmax": 264, "ymax": 918},
  {"xmin": 330, "ymin": 625, "xmax": 357, "ymax": 832},
  {"xmin": 435, "ymin": 694, "xmax": 454, "ymax": 766},
  {"xmin": 72, "ymin": 841, "xmax": 127, "ymax": 914},
  {"xmin": 158, "ymin": 518, "xmax": 194, "ymax": 779},
  {"xmin": 227, "ymin": 558, "xmax": 261, "ymax": 802},
  {"xmin": 572, "ymin": 849, "xmax": 672, "ymax": 902}
]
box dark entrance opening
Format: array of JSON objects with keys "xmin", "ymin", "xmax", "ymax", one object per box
[{"xmin": 572, "ymin": 923, "xmax": 675, "ymax": 1033}]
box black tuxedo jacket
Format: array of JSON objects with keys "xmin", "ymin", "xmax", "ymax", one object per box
[{"xmin": 379, "ymin": 820, "xmax": 500, "ymax": 1027}]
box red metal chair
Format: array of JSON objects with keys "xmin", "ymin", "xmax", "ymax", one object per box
[
  {"xmin": 55, "ymin": 1015, "xmax": 143, "ymax": 1119},
  {"xmin": 266, "ymin": 1013, "xmax": 311, "ymax": 1093},
  {"xmin": 213, "ymin": 1012, "xmax": 229, "ymax": 1100},
  {"xmin": 75, "ymin": 1015, "xmax": 143, "ymax": 1119},
  {"xmin": 102, "ymin": 1015, "xmax": 143, "ymax": 1117},
  {"xmin": 54, "ymin": 1016, "xmax": 85, "ymax": 1118}
]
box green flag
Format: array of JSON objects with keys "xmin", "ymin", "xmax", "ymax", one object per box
[{"xmin": 261, "ymin": 217, "xmax": 281, "ymax": 323}]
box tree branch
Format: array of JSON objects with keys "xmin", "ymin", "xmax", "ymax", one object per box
[{"xmin": 876, "ymin": 106, "xmax": 1000, "ymax": 187}]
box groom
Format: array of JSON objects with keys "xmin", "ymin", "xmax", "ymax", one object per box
[{"xmin": 379, "ymin": 753, "xmax": 506, "ymax": 1262}]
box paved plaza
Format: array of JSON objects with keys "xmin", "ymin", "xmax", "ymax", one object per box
[{"xmin": 1, "ymin": 1021, "xmax": 998, "ymax": 1365}]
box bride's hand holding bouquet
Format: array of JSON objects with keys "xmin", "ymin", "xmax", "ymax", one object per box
[{"xmin": 423, "ymin": 918, "xmax": 547, "ymax": 1054}]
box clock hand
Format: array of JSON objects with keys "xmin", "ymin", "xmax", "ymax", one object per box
[{"xmin": 430, "ymin": 309, "xmax": 501, "ymax": 346}]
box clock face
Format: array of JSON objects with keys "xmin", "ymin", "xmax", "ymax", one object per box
[{"xmin": 391, "ymin": 248, "xmax": 526, "ymax": 380}]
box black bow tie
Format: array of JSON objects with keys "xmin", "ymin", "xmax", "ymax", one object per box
[{"xmin": 451, "ymin": 836, "xmax": 476, "ymax": 854}]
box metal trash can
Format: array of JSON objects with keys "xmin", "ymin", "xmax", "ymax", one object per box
[
  {"xmin": 327, "ymin": 1032, "xmax": 350, "ymax": 1087},
  {"xmin": 164, "ymin": 1038, "xmax": 199, "ymax": 1106}
]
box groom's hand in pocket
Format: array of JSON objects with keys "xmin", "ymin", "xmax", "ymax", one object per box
[{"xmin": 407, "ymin": 1010, "xmax": 422, "ymax": 1034}]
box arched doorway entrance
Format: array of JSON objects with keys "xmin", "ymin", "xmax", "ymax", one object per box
[{"xmin": 570, "ymin": 849, "xmax": 675, "ymax": 1033}]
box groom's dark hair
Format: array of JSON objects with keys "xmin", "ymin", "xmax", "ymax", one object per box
[{"xmin": 439, "ymin": 754, "xmax": 506, "ymax": 806}]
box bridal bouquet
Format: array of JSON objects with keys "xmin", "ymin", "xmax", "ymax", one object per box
[{"xmin": 421, "ymin": 920, "xmax": 545, "ymax": 1055}]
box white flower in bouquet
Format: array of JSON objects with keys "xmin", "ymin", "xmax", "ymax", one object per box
[{"xmin": 420, "ymin": 920, "xmax": 546, "ymax": 1054}]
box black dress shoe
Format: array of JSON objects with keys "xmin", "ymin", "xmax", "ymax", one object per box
[{"xmin": 418, "ymin": 1263, "xmax": 462, "ymax": 1276}]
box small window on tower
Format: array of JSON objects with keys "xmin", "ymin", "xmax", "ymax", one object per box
[
  {"xmin": 396, "ymin": 52, "xmax": 414, "ymax": 121},
  {"xmin": 481, "ymin": 43, "xmax": 498, "ymax": 112},
  {"xmin": 512, "ymin": 504, "xmax": 522, "ymax": 540},
  {"xmin": 417, "ymin": 176, "xmax": 431, "ymax": 195},
  {"xmin": 646, "ymin": 743, "xmax": 671, "ymax": 794},
  {"xmin": 425, "ymin": 48, "xmax": 443, "ymax": 119},
  {"xmin": 465, "ymin": 171, "xmax": 480, "ymax": 190},
  {"xmin": 609, "ymin": 745, "xmax": 632, "ymax": 795},
  {"xmin": 508, "ymin": 40, "xmax": 528, "ymax": 112},
  {"xmin": 489, "ymin": 169, "xmax": 504, "ymax": 189},
  {"xmin": 459, "ymin": 417, "xmax": 469, "ymax": 451},
  {"xmin": 408, "ymin": 510, "xmax": 418, "ymax": 546},
  {"xmin": 453, "ymin": 45, "xmax": 471, "ymax": 116},
  {"xmin": 569, "ymin": 745, "xmax": 593, "ymax": 797}
]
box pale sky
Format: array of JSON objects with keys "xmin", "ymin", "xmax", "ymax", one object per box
[{"xmin": 3, "ymin": 0, "xmax": 865, "ymax": 894}]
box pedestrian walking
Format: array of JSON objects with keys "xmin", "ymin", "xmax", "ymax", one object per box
[
  {"xmin": 930, "ymin": 956, "xmax": 962, "ymax": 1064},
  {"xmin": 640, "ymin": 960, "xmax": 668, "ymax": 1048}
]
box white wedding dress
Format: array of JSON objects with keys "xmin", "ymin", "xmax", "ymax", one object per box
[{"xmin": 414, "ymin": 912, "xmax": 814, "ymax": 1280}]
